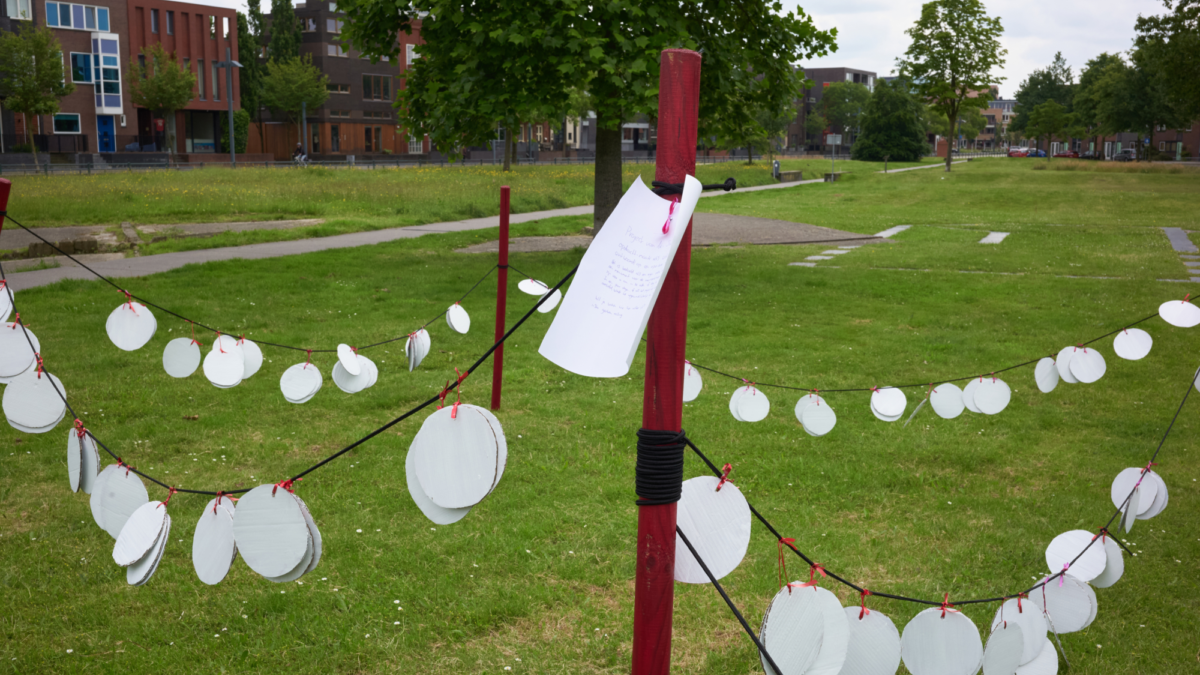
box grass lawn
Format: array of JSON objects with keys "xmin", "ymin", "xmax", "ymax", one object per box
[{"xmin": 2, "ymin": 160, "xmax": 1199, "ymax": 674}]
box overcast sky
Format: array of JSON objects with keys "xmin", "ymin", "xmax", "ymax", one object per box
[{"xmin": 792, "ymin": 0, "xmax": 1169, "ymax": 97}]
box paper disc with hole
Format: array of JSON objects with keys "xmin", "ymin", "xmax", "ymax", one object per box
[
  {"xmin": 1034, "ymin": 358, "xmax": 1059, "ymax": 393},
  {"xmin": 336, "ymin": 344, "xmax": 360, "ymax": 376},
  {"xmin": 406, "ymin": 442, "xmax": 472, "ymax": 525},
  {"xmin": 446, "ymin": 304, "xmax": 471, "ymax": 334},
  {"xmin": 1110, "ymin": 468, "xmax": 1157, "ymax": 515},
  {"xmin": 106, "ymin": 302, "xmax": 157, "ymax": 351},
  {"xmin": 1136, "ymin": 470, "xmax": 1168, "ymax": 520},
  {"xmin": 962, "ymin": 378, "xmax": 983, "ymax": 413},
  {"xmin": 674, "ymin": 476, "xmax": 751, "ymax": 584},
  {"xmin": 1055, "ymin": 347, "xmax": 1079, "ymax": 384},
  {"xmin": 113, "ymin": 500, "xmax": 168, "ymax": 566},
  {"xmin": 871, "ymin": 387, "xmax": 906, "ymax": 418},
  {"xmin": 162, "ymin": 338, "xmax": 201, "ymax": 378},
  {"xmin": 1030, "ymin": 574, "xmax": 1094, "ymax": 633},
  {"xmin": 94, "ymin": 467, "xmax": 149, "ymax": 539},
  {"xmin": 1090, "ymin": 536, "xmax": 1124, "ymax": 589},
  {"xmin": 518, "ymin": 279, "xmax": 549, "ymax": 295},
  {"xmin": 3, "ymin": 370, "xmax": 66, "ymax": 432},
  {"xmin": 79, "ymin": 432, "xmax": 101, "ymax": 494},
  {"xmin": 737, "ymin": 386, "xmax": 770, "ymax": 422},
  {"xmin": 683, "ymin": 362, "xmax": 703, "ymax": 402},
  {"xmin": 240, "ymin": 339, "xmax": 264, "ymax": 378},
  {"xmin": 537, "ymin": 289, "xmax": 562, "ymax": 313},
  {"xmin": 0, "ymin": 323, "xmax": 40, "ymax": 381},
  {"xmin": 802, "ymin": 402, "xmax": 837, "ymax": 437},
  {"xmin": 1159, "ymin": 299, "xmax": 1200, "ymax": 327},
  {"xmin": 1113, "ymin": 328, "xmax": 1152, "ymax": 360},
  {"xmin": 1069, "ymin": 348, "xmax": 1106, "ymax": 383},
  {"xmin": 841, "ymin": 607, "xmax": 901, "ymax": 675},
  {"xmin": 990, "ymin": 598, "xmax": 1047, "ymax": 665},
  {"xmin": 1044, "ymin": 530, "xmax": 1108, "ymax": 582},
  {"xmin": 1014, "ymin": 637, "xmax": 1057, "ymax": 675},
  {"xmin": 412, "ymin": 405, "xmax": 501, "ymax": 509},
  {"xmin": 760, "ymin": 582, "xmax": 827, "ymax": 675},
  {"xmin": 127, "ymin": 514, "xmax": 169, "ymax": 586},
  {"xmin": 193, "ymin": 498, "xmax": 238, "ymax": 585},
  {"xmin": 974, "ymin": 378, "xmax": 1011, "ymax": 415},
  {"xmin": 982, "ymin": 620, "xmax": 1023, "ymax": 675},
  {"xmin": 794, "ymin": 393, "xmax": 826, "ymax": 421},
  {"xmin": 280, "ymin": 363, "xmax": 322, "ymax": 403},
  {"xmin": 203, "ymin": 349, "xmax": 244, "ymax": 388},
  {"xmin": 900, "ymin": 607, "xmax": 983, "ymax": 675},
  {"xmin": 232, "ymin": 484, "xmax": 313, "ymax": 578},
  {"xmin": 807, "ymin": 587, "xmax": 850, "ymax": 675},
  {"xmin": 929, "ymin": 383, "xmax": 965, "ymax": 419}
]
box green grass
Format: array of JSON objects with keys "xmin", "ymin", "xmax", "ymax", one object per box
[{"xmin": 2, "ymin": 160, "xmax": 1199, "ymax": 674}]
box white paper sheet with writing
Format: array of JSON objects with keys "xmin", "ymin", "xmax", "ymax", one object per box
[{"xmin": 539, "ymin": 174, "xmax": 702, "ymax": 378}]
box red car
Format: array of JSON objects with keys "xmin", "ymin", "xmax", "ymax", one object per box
[
  {"xmin": 1007, "ymin": 147, "xmax": 1029, "ymax": 157},
  {"xmin": 1053, "ymin": 150, "xmax": 1079, "ymax": 158}
]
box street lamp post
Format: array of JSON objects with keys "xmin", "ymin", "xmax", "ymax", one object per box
[{"xmin": 216, "ymin": 47, "xmax": 243, "ymax": 167}]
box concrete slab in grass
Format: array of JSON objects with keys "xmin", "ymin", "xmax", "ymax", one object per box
[{"xmin": 1162, "ymin": 227, "xmax": 1198, "ymax": 253}]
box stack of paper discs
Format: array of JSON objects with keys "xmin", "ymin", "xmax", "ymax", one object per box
[
  {"xmin": 410, "ymin": 404, "xmax": 507, "ymax": 514},
  {"xmin": 517, "ymin": 278, "xmax": 561, "ymax": 312},
  {"xmin": 202, "ymin": 336, "xmax": 263, "ymax": 388},
  {"xmin": 1044, "ymin": 530, "xmax": 1109, "ymax": 582},
  {"xmin": 279, "ymin": 362, "xmax": 323, "ymax": 404},
  {"xmin": 106, "ymin": 301, "xmax": 157, "ymax": 351},
  {"xmin": 231, "ymin": 484, "xmax": 323, "ymax": 582},
  {"xmin": 796, "ymin": 394, "xmax": 837, "ymax": 437},
  {"xmin": 1111, "ymin": 468, "xmax": 1168, "ymax": 533},
  {"xmin": 66, "ymin": 428, "xmax": 102, "ymax": 494},
  {"xmin": 840, "ymin": 607, "xmax": 901, "ymax": 675},
  {"xmin": 113, "ymin": 501, "xmax": 171, "ymax": 585},
  {"xmin": 193, "ymin": 497, "xmax": 238, "ymax": 585},
  {"xmin": 900, "ymin": 607, "xmax": 983, "ymax": 675},
  {"xmin": 1091, "ymin": 534, "xmax": 1125, "ymax": 588},
  {"xmin": 162, "ymin": 338, "xmax": 202, "ymax": 378},
  {"xmin": 673, "ymin": 476, "xmax": 751, "ymax": 584},
  {"xmin": 1159, "ymin": 298, "xmax": 1200, "ymax": 327},
  {"xmin": 446, "ymin": 303, "xmax": 471, "ymax": 334},
  {"xmin": 981, "ymin": 620, "xmax": 1023, "ymax": 675},
  {"xmin": 956, "ymin": 377, "xmax": 1013, "ymax": 415},
  {"xmin": 90, "ymin": 466, "xmax": 149, "ymax": 539},
  {"xmin": 406, "ymin": 329, "xmax": 432, "ymax": 371},
  {"xmin": 990, "ymin": 598, "xmax": 1047, "ymax": 668},
  {"xmin": 1052, "ymin": 345, "xmax": 1108, "ymax": 385},
  {"xmin": 682, "ymin": 362, "xmax": 703, "ymax": 402},
  {"xmin": 2, "ymin": 369, "xmax": 67, "ymax": 433},
  {"xmin": 870, "ymin": 387, "xmax": 906, "ymax": 422},
  {"xmin": 728, "ymin": 385, "xmax": 770, "ymax": 422},
  {"xmin": 929, "ymin": 383, "xmax": 966, "ymax": 419},
  {"xmin": 1112, "ymin": 328, "xmax": 1153, "ymax": 360},
  {"xmin": 332, "ymin": 344, "xmax": 379, "ymax": 394},
  {"xmin": 0, "ymin": 286, "xmax": 11, "ymax": 322},
  {"xmin": 1029, "ymin": 573, "xmax": 1096, "ymax": 633},
  {"xmin": 1015, "ymin": 637, "xmax": 1058, "ymax": 675},
  {"xmin": 0, "ymin": 323, "xmax": 40, "ymax": 383},
  {"xmin": 759, "ymin": 585, "xmax": 848, "ymax": 675}
]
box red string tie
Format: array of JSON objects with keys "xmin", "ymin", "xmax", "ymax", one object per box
[
  {"xmin": 870, "ymin": 386, "xmax": 879, "ymax": 393},
  {"xmin": 158, "ymin": 486, "xmax": 177, "ymax": 508},
  {"xmin": 1133, "ymin": 462, "xmax": 1158, "ymax": 489},
  {"xmin": 272, "ymin": 478, "xmax": 299, "ymax": 496},
  {"xmin": 34, "ymin": 353, "xmax": 43, "ymax": 379},
  {"xmin": 1016, "ymin": 592, "xmax": 1028, "ymax": 613},
  {"xmin": 304, "ymin": 349, "xmax": 313, "ymax": 369},
  {"xmin": 189, "ymin": 320, "xmax": 201, "ymax": 346},
  {"xmin": 9, "ymin": 312, "xmax": 18, "ymax": 328},
  {"xmin": 777, "ymin": 538, "xmax": 798, "ymax": 594},
  {"xmin": 1059, "ymin": 564, "xmax": 1069, "ymax": 586},
  {"xmin": 859, "ymin": 589, "xmax": 871, "ymax": 619},
  {"xmin": 216, "ymin": 331, "xmax": 226, "ymax": 353},
  {"xmin": 662, "ymin": 196, "xmax": 679, "ymax": 234},
  {"xmin": 990, "ymin": 372, "xmax": 996, "ymax": 383},
  {"xmin": 1184, "ymin": 293, "xmax": 1191, "ymax": 304},
  {"xmin": 939, "ymin": 593, "xmax": 958, "ymax": 618},
  {"xmin": 74, "ymin": 418, "xmax": 86, "ymax": 438},
  {"xmin": 116, "ymin": 458, "xmax": 132, "ymax": 477},
  {"xmin": 811, "ymin": 389, "xmax": 820, "ymax": 405},
  {"xmin": 799, "ymin": 563, "xmax": 826, "ymax": 590},
  {"xmin": 213, "ymin": 491, "xmax": 239, "ymax": 512},
  {"xmin": 451, "ymin": 367, "xmax": 465, "ymax": 418},
  {"xmin": 122, "ymin": 290, "xmax": 136, "ymax": 312},
  {"xmin": 715, "ymin": 463, "xmax": 733, "ymax": 491}
]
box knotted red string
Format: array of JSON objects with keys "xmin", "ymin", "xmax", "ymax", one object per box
[
  {"xmin": 809, "ymin": 389, "xmax": 820, "ymax": 405},
  {"xmin": 304, "ymin": 349, "xmax": 313, "ymax": 369},
  {"xmin": 216, "ymin": 331, "xmax": 226, "ymax": 353},
  {"xmin": 122, "ymin": 290, "xmax": 136, "ymax": 312},
  {"xmin": 1184, "ymin": 293, "xmax": 1191, "ymax": 304},
  {"xmin": 189, "ymin": 320, "xmax": 201, "ymax": 346},
  {"xmin": 74, "ymin": 418, "xmax": 86, "ymax": 438},
  {"xmin": 715, "ymin": 463, "xmax": 733, "ymax": 491},
  {"xmin": 859, "ymin": 589, "xmax": 871, "ymax": 619},
  {"xmin": 1134, "ymin": 462, "xmax": 1158, "ymax": 489},
  {"xmin": 1059, "ymin": 564, "xmax": 1069, "ymax": 586},
  {"xmin": 1016, "ymin": 592, "xmax": 1028, "ymax": 613},
  {"xmin": 799, "ymin": 562, "xmax": 826, "ymax": 590},
  {"xmin": 990, "ymin": 372, "xmax": 997, "ymax": 383},
  {"xmin": 662, "ymin": 197, "xmax": 678, "ymax": 234},
  {"xmin": 214, "ymin": 491, "xmax": 239, "ymax": 512},
  {"xmin": 34, "ymin": 353, "xmax": 43, "ymax": 379},
  {"xmin": 158, "ymin": 486, "xmax": 177, "ymax": 508},
  {"xmin": 439, "ymin": 368, "xmax": 469, "ymax": 417},
  {"xmin": 116, "ymin": 457, "xmax": 132, "ymax": 477},
  {"xmin": 939, "ymin": 592, "xmax": 958, "ymax": 618},
  {"xmin": 9, "ymin": 312, "xmax": 18, "ymax": 328},
  {"xmin": 777, "ymin": 538, "xmax": 797, "ymax": 594},
  {"xmin": 870, "ymin": 386, "xmax": 879, "ymax": 394},
  {"xmin": 272, "ymin": 478, "xmax": 299, "ymax": 496}
]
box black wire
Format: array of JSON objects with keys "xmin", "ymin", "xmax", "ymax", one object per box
[{"xmin": 676, "ymin": 526, "xmax": 784, "ymax": 675}]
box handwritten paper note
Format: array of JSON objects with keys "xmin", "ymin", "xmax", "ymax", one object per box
[{"xmin": 539, "ymin": 175, "xmax": 701, "ymax": 377}]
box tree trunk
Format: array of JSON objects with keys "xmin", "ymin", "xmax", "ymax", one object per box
[
  {"xmin": 945, "ymin": 110, "xmax": 956, "ymax": 172},
  {"xmin": 593, "ymin": 113, "xmax": 623, "ymax": 233},
  {"xmin": 26, "ymin": 114, "xmax": 39, "ymax": 166},
  {"xmin": 165, "ymin": 111, "xmax": 178, "ymax": 158},
  {"xmin": 503, "ymin": 128, "xmax": 512, "ymax": 172}
]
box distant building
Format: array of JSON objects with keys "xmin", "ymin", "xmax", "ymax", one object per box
[{"xmin": 786, "ymin": 67, "xmax": 876, "ymax": 153}]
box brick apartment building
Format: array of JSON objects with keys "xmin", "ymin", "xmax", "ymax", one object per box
[{"xmin": 786, "ymin": 67, "xmax": 876, "ymax": 153}]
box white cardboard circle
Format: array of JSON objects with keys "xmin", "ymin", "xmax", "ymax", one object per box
[
  {"xmin": 413, "ymin": 405, "xmax": 500, "ymax": 509},
  {"xmin": 336, "ymin": 344, "xmax": 361, "ymax": 376},
  {"xmin": 203, "ymin": 349, "xmax": 245, "ymax": 388},
  {"xmin": 841, "ymin": 607, "xmax": 901, "ymax": 675},
  {"xmin": 89, "ymin": 465, "xmax": 115, "ymax": 529},
  {"xmin": 518, "ymin": 278, "xmax": 549, "ymax": 295},
  {"xmin": 683, "ymin": 362, "xmax": 703, "ymax": 403},
  {"xmin": 475, "ymin": 406, "xmax": 508, "ymax": 493},
  {"xmin": 193, "ymin": 498, "xmax": 238, "ymax": 585},
  {"xmin": 360, "ymin": 355, "xmax": 378, "ymax": 388},
  {"xmin": 406, "ymin": 329, "xmax": 431, "ymax": 372},
  {"xmin": 295, "ymin": 495, "xmax": 323, "ymax": 575},
  {"xmin": 1015, "ymin": 637, "xmax": 1057, "ymax": 675},
  {"xmin": 760, "ymin": 582, "xmax": 827, "ymax": 675},
  {"xmin": 127, "ymin": 514, "xmax": 169, "ymax": 586},
  {"xmin": 802, "ymin": 402, "xmax": 837, "ymax": 437},
  {"xmin": 870, "ymin": 402, "xmax": 902, "ymax": 422},
  {"xmin": 1055, "ymin": 347, "xmax": 1079, "ymax": 384},
  {"xmin": 1136, "ymin": 470, "xmax": 1168, "ymax": 520},
  {"xmin": 925, "ymin": 383, "xmax": 961, "ymax": 419},
  {"xmin": 794, "ymin": 393, "xmax": 826, "ymax": 421},
  {"xmin": 332, "ymin": 360, "xmax": 370, "ymax": 394},
  {"xmin": 1121, "ymin": 486, "xmax": 1140, "ymax": 534},
  {"xmin": 673, "ymin": 476, "xmax": 751, "ymax": 584},
  {"xmin": 1110, "ymin": 468, "xmax": 1157, "ymax": 516},
  {"xmin": 113, "ymin": 500, "xmax": 168, "ymax": 566},
  {"xmin": 1112, "ymin": 328, "xmax": 1152, "ymax": 360},
  {"xmin": 240, "ymin": 338, "xmax": 264, "ymax": 378},
  {"xmin": 280, "ymin": 363, "xmax": 322, "ymax": 403},
  {"xmin": 210, "ymin": 334, "xmax": 244, "ymax": 359},
  {"xmin": 446, "ymin": 304, "xmax": 471, "ymax": 334},
  {"xmin": 737, "ymin": 386, "xmax": 770, "ymax": 423},
  {"xmin": 1030, "ymin": 574, "xmax": 1095, "ymax": 634},
  {"xmin": 1034, "ymin": 358, "xmax": 1059, "ymax": 394},
  {"xmin": 231, "ymin": 484, "xmax": 312, "ymax": 578},
  {"xmin": 728, "ymin": 388, "xmax": 746, "ymax": 422},
  {"xmin": 537, "ymin": 289, "xmax": 562, "ymax": 313},
  {"xmin": 900, "ymin": 607, "xmax": 984, "ymax": 675},
  {"xmin": 265, "ymin": 525, "xmax": 313, "ymax": 583},
  {"xmin": 1068, "ymin": 347, "xmax": 1106, "ymax": 384},
  {"xmin": 990, "ymin": 598, "xmax": 1047, "ymax": 665},
  {"xmin": 962, "ymin": 378, "xmax": 982, "ymax": 413},
  {"xmin": 96, "ymin": 467, "xmax": 149, "ymax": 540},
  {"xmin": 162, "ymin": 338, "xmax": 202, "ymax": 378},
  {"xmin": 808, "ymin": 586, "xmax": 850, "ymax": 675},
  {"xmin": 871, "ymin": 387, "xmax": 906, "ymax": 417},
  {"xmin": 1159, "ymin": 299, "xmax": 1200, "ymax": 327},
  {"xmin": 982, "ymin": 620, "xmax": 1024, "ymax": 675},
  {"xmin": 1090, "ymin": 536, "xmax": 1124, "ymax": 589},
  {"xmin": 67, "ymin": 427, "xmax": 82, "ymax": 493},
  {"xmin": 0, "ymin": 323, "xmax": 40, "ymax": 380},
  {"xmin": 79, "ymin": 432, "xmax": 101, "ymax": 494},
  {"xmin": 1044, "ymin": 530, "xmax": 1108, "ymax": 582},
  {"xmin": 3, "ymin": 370, "xmax": 67, "ymax": 431},
  {"xmin": 974, "ymin": 378, "xmax": 1011, "ymax": 415},
  {"xmin": 406, "ymin": 444, "xmax": 472, "ymax": 525},
  {"xmin": 106, "ymin": 302, "xmax": 156, "ymax": 351}
]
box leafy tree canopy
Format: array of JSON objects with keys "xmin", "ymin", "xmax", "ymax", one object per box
[
  {"xmin": 1011, "ymin": 51, "xmax": 1075, "ymax": 132},
  {"xmin": 261, "ymin": 55, "xmax": 330, "ymax": 137},
  {"xmin": 0, "ymin": 24, "xmax": 74, "ymax": 116},
  {"xmin": 852, "ymin": 78, "xmax": 929, "ymax": 162},
  {"xmin": 128, "ymin": 43, "xmax": 197, "ymax": 155},
  {"xmin": 267, "ymin": 0, "xmax": 302, "ymax": 64},
  {"xmin": 1135, "ymin": 0, "xmax": 1200, "ymax": 120},
  {"xmin": 821, "ymin": 81, "xmax": 871, "ymax": 132}
]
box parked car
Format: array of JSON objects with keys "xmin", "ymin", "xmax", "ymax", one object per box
[
  {"xmin": 1026, "ymin": 149, "xmax": 1046, "ymax": 158},
  {"xmin": 1053, "ymin": 150, "xmax": 1079, "ymax": 158},
  {"xmin": 1008, "ymin": 147, "xmax": 1029, "ymax": 157},
  {"xmin": 1113, "ymin": 149, "xmax": 1136, "ymax": 162},
  {"xmin": 1080, "ymin": 151, "xmax": 1101, "ymax": 160}
]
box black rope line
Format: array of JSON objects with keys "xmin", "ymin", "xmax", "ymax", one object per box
[
  {"xmin": 651, "ymin": 177, "xmax": 737, "ymax": 196},
  {"xmin": 685, "ymin": 311, "xmax": 1164, "ymax": 394},
  {"xmin": 505, "ymin": 263, "xmax": 535, "ymax": 281},
  {"xmin": 634, "ymin": 429, "xmax": 687, "ymax": 505},
  {"xmin": 684, "ymin": 366, "xmax": 1193, "ymax": 607},
  {"xmin": 5, "ymin": 215, "xmax": 495, "ymax": 354},
  {"xmin": 676, "ymin": 526, "xmax": 784, "ymax": 675}
]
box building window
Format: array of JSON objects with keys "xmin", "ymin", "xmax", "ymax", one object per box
[
  {"xmin": 327, "ymin": 44, "xmax": 348, "ymax": 57},
  {"xmin": 311, "ymin": 125, "xmax": 320, "ymax": 153},
  {"xmin": 303, "ymin": 17, "xmax": 316, "ymax": 31},
  {"xmin": 406, "ymin": 43, "xmax": 418, "ymax": 66},
  {"xmin": 70, "ymin": 52, "xmax": 91, "ymax": 82},
  {"xmin": 151, "ymin": 8, "xmax": 159, "ymax": 32},
  {"xmin": 329, "ymin": 2, "xmax": 337, "ymax": 11},
  {"xmin": 5, "ymin": 0, "xmax": 31, "ymax": 19},
  {"xmin": 408, "ymin": 133, "xmax": 424, "ymax": 154},
  {"xmin": 622, "ymin": 128, "xmax": 633, "ymax": 141},
  {"xmin": 83, "ymin": 4, "xmax": 92, "ymax": 27},
  {"xmin": 46, "ymin": 2, "xmax": 107, "ymax": 30},
  {"xmin": 364, "ymin": 110, "xmax": 389, "ymax": 119},
  {"xmin": 330, "ymin": 124, "xmax": 340, "ymax": 152},
  {"xmin": 53, "ymin": 113, "xmax": 80, "ymax": 133},
  {"xmin": 222, "ymin": 16, "xmax": 229, "ymax": 38},
  {"xmin": 166, "ymin": 10, "xmax": 173, "ymax": 34},
  {"xmin": 326, "ymin": 18, "xmax": 342, "ymax": 33},
  {"xmin": 326, "ymin": 83, "xmax": 350, "ymax": 94},
  {"xmin": 328, "ymin": 110, "xmax": 351, "ymax": 118},
  {"xmin": 362, "ymin": 74, "xmax": 390, "ymax": 101},
  {"xmin": 197, "ymin": 59, "xmax": 205, "ymax": 99},
  {"xmin": 209, "ymin": 15, "xmax": 216, "ymax": 39},
  {"xmin": 211, "ymin": 61, "xmax": 219, "ymax": 100},
  {"xmin": 1159, "ymin": 141, "xmax": 1166, "ymax": 151}
]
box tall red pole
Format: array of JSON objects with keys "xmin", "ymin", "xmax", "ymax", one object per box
[
  {"xmin": 632, "ymin": 49, "xmax": 701, "ymax": 675},
  {"xmin": 491, "ymin": 185, "xmax": 510, "ymax": 411},
  {"xmin": 0, "ymin": 178, "xmax": 10, "ymax": 236}
]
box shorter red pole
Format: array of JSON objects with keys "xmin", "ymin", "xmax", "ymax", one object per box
[
  {"xmin": 491, "ymin": 185, "xmax": 510, "ymax": 410},
  {"xmin": 0, "ymin": 178, "xmax": 10, "ymax": 236}
]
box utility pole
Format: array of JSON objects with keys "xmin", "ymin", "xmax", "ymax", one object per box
[{"xmin": 216, "ymin": 47, "xmax": 243, "ymax": 167}]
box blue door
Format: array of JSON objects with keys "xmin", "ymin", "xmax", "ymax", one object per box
[{"xmin": 97, "ymin": 115, "xmax": 115, "ymax": 152}]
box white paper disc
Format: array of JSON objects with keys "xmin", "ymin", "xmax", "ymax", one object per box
[
  {"xmin": 127, "ymin": 514, "xmax": 169, "ymax": 586},
  {"xmin": 280, "ymin": 363, "xmax": 322, "ymax": 403},
  {"xmin": 871, "ymin": 387, "xmax": 906, "ymax": 417},
  {"xmin": 113, "ymin": 501, "xmax": 168, "ymax": 566},
  {"xmin": 106, "ymin": 302, "xmax": 157, "ymax": 351},
  {"xmin": 406, "ymin": 329, "xmax": 431, "ymax": 371},
  {"xmin": 841, "ymin": 607, "xmax": 901, "ymax": 675},
  {"xmin": 900, "ymin": 607, "xmax": 984, "ymax": 675},
  {"xmin": 265, "ymin": 525, "xmax": 314, "ymax": 583},
  {"xmin": 1044, "ymin": 530, "xmax": 1108, "ymax": 582},
  {"xmin": 209, "ymin": 334, "xmax": 244, "ymax": 360},
  {"xmin": 802, "ymin": 402, "xmax": 837, "ymax": 437},
  {"xmin": 360, "ymin": 355, "xmax": 379, "ymax": 388},
  {"xmin": 239, "ymin": 338, "xmax": 264, "ymax": 378},
  {"xmin": 332, "ymin": 360, "xmax": 371, "ymax": 394},
  {"xmin": 1159, "ymin": 299, "xmax": 1200, "ymax": 327},
  {"xmin": 1112, "ymin": 328, "xmax": 1152, "ymax": 360},
  {"xmin": 1055, "ymin": 347, "xmax": 1079, "ymax": 384},
  {"xmin": 518, "ymin": 278, "xmax": 549, "ymax": 295},
  {"xmin": 673, "ymin": 476, "xmax": 751, "ymax": 584},
  {"xmin": 193, "ymin": 498, "xmax": 238, "ymax": 585},
  {"xmin": 79, "ymin": 432, "xmax": 101, "ymax": 494},
  {"xmin": 162, "ymin": 338, "xmax": 202, "ymax": 378},
  {"xmin": 1030, "ymin": 574, "xmax": 1095, "ymax": 633},
  {"xmin": 95, "ymin": 467, "xmax": 149, "ymax": 539},
  {"xmin": 991, "ymin": 598, "xmax": 1047, "ymax": 665},
  {"xmin": 1090, "ymin": 536, "xmax": 1124, "ymax": 589},
  {"xmin": 760, "ymin": 583, "xmax": 827, "ymax": 675},
  {"xmin": 1014, "ymin": 638, "xmax": 1057, "ymax": 675},
  {"xmin": 231, "ymin": 484, "xmax": 313, "ymax": 578},
  {"xmin": 475, "ymin": 406, "xmax": 508, "ymax": 493},
  {"xmin": 982, "ymin": 620, "xmax": 1024, "ymax": 675},
  {"xmin": 1034, "ymin": 358, "xmax": 1059, "ymax": 394},
  {"xmin": 923, "ymin": 383, "xmax": 961, "ymax": 419},
  {"xmin": 537, "ymin": 289, "xmax": 562, "ymax": 313},
  {"xmin": 870, "ymin": 401, "xmax": 901, "ymax": 422},
  {"xmin": 737, "ymin": 386, "xmax": 770, "ymax": 423},
  {"xmin": 336, "ymin": 344, "xmax": 361, "ymax": 376},
  {"xmin": 203, "ymin": 349, "xmax": 245, "ymax": 388},
  {"xmin": 412, "ymin": 405, "xmax": 501, "ymax": 509},
  {"xmin": 0, "ymin": 288, "xmax": 10, "ymax": 323},
  {"xmin": 1136, "ymin": 470, "xmax": 1169, "ymax": 520},
  {"xmin": 728, "ymin": 387, "xmax": 747, "ymax": 422},
  {"xmin": 1110, "ymin": 467, "xmax": 1157, "ymax": 516},
  {"xmin": 683, "ymin": 362, "xmax": 703, "ymax": 403},
  {"xmin": 794, "ymin": 393, "xmax": 826, "ymax": 421},
  {"xmin": 3, "ymin": 370, "xmax": 66, "ymax": 431},
  {"xmin": 807, "ymin": 587, "xmax": 851, "ymax": 675},
  {"xmin": 406, "ymin": 443, "xmax": 472, "ymax": 525},
  {"xmin": 1068, "ymin": 347, "xmax": 1106, "ymax": 384},
  {"xmin": 295, "ymin": 495, "xmax": 322, "ymax": 575},
  {"xmin": 446, "ymin": 304, "xmax": 471, "ymax": 334},
  {"xmin": 1120, "ymin": 486, "xmax": 1140, "ymax": 534},
  {"xmin": 0, "ymin": 323, "xmax": 40, "ymax": 380},
  {"xmin": 974, "ymin": 378, "xmax": 1011, "ymax": 415},
  {"xmin": 89, "ymin": 465, "xmax": 114, "ymax": 529},
  {"xmin": 67, "ymin": 427, "xmax": 82, "ymax": 493},
  {"xmin": 962, "ymin": 378, "xmax": 983, "ymax": 413}
]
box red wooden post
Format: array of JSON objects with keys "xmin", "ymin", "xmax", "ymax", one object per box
[
  {"xmin": 631, "ymin": 49, "xmax": 701, "ymax": 675},
  {"xmin": 491, "ymin": 185, "xmax": 510, "ymax": 411},
  {"xmin": 0, "ymin": 178, "xmax": 10, "ymax": 235}
]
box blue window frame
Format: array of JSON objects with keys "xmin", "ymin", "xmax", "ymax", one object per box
[
  {"xmin": 59, "ymin": 2, "xmax": 70, "ymax": 25},
  {"xmin": 53, "ymin": 113, "xmax": 81, "ymax": 134},
  {"xmin": 70, "ymin": 52, "xmax": 90, "ymax": 82},
  {"xmin": 84, "ymin": 5, "xmax": 94, "ymax": 28},
  {"xmin": 45, "ymin": 2, "xmax": 110, "ymax": 31},
  {"xmin": 97, "ymin": 6, "xmax": 107, "ymax": 30},
  {"xmin": 46, "ymin": 1, "xmax": 58, "ymax": 25},
  {"xmin": 71, "ymin": 3, "xmax": 82, "ymax": 27}
]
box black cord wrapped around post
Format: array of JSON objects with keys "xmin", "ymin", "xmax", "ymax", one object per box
[{"xmin": 634, "ymin": 429, "xmax": 687, "ymax": 505}]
